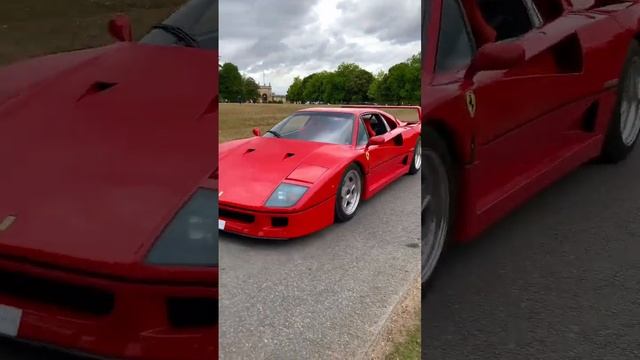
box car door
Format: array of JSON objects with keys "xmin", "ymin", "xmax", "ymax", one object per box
[
  {"xmin": 379, "ymin": 112, "xmax": 412, "ymax": 172},
  {"xmin": 432, "ymin": 0, "xmax": 604, "ymax": 211},
  {"xmin": 362, "ymin": 113, "xmax": 399, "ymax": 183}
]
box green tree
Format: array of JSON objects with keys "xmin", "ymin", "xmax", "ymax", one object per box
[
  {"xmin": 376, "ymin": 54, "xmax": 421, "ymax": 105},
  {"xmin": 335, "ymin": 63, "xmax": 374, "ymax": 103},
  {"xmin": 303, "ymin": 72, "xmax": 332, "ymax": 102},
  {"xmin": 322, "ymin": 72, "xmax": 341, "ymax": 104},
  {"xmin": 287, "ymin": 77, "xmax": 304, "ymax": 103},
  {"xmin": 368, "ymin": 70, "xmax": 385, "ymax": 103},
  {"xmin": 219, "ymin": 62, "xmax": 243, "ymax": 102},
  {"xmin": 243, "ymin": 76, "xmax": 260, "ymax": 102},
  {"xmin": 285, "ymin": 54, "xmax": 419, "ymax": 105}
]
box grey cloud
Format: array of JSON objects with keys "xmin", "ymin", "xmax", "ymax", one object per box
[
  {"xmin": 336, "ymin": 0, "xmax": 421, "ymax": 44},
  {"xmin": 220, "ymin": 0, "xmax": 420, "ymax": 94}
]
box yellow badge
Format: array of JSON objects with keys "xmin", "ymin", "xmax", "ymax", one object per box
[
  {"xmin": 365, "ymin": 151, "xmax": 370, "ymax": 160},
  {"xmin": 466, "ymin": 90, "xmax": 477, "ymax": 118}
]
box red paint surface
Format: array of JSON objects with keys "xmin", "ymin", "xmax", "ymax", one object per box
[
  {"xmin": 219, "ymin": 107, "xmax": 421, "ymax": 239},
  {"xmin": 0, "ymin": 42, "xmax": 218, "ymax": 358},
  {"xmin": 423, "ymin": 0, "xmax": 640, "ymax": 242}
]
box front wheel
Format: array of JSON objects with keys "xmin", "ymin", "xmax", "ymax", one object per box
[
  {"xmin": 602, "ymin": 41, "xmax": 640, "ymax": 162},
  {"xmin": 335, "ymin": 164, "xmax": 363, "ymax": 222},
  {"xmin": 422, "ymin": 129, "xmax": 454, "ymax": 284},
  {"xmin": 408, "ymin": 138, "xmax": 422, "ymax": 175}
]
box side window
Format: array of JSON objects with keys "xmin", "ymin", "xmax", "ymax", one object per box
[
  {"xmin": 436, "ymin": 0, "xmax": 475, "ymax": 73},
  {"xmin": 478, "ymin": 0, "xmax": 535, "ymax": 41},
  {"xmin": 357, "ymin": 119, "xmax": 369, "ymax": 147},
  {"xmin": 370, "ymin": 114, "xmax": 390, "ymax": 136},
  {"xmin": 380, "ymin": 114, "xmax": 398, "ymax": 131}
]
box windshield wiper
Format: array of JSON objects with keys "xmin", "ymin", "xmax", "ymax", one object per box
[
  {"xmin": 152, "ymin": 23, "xmax": 200, "ymax": 48},
  {"xmin": 266, "ymin": 130, "xmax": 282, "ymax": 138}
]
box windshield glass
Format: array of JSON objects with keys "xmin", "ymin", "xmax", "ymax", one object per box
[
  {"xmin": 265, "ymin": 112, "xmax": 355, "ymax": 145},
  {"xmin": 140, "ymin": 0, "xmax": 217, "ymax": 50}
]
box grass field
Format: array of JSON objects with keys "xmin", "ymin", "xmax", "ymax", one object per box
[
  {"xmin": 219, "ymin": 103, "xmax": 420, "ymax": 142},
  {"xmin": 0, "ymin": 0, "xmax": 185, "ymax": 66},
  {"xmin": 386, "ymin": 323, "xmax": 421, "ymax": 360}
]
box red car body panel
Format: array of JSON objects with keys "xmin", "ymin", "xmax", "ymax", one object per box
[
  {"xmin": 219, "ymin": 107, "xmax": 421, "ymax": 239},
  {"xmin": 423, "ymin": 0, "xmax": 640, "ymax": 242},
  {"xmin": 0, "ymin": 42, "xmax": 218, "ymax": 359}
]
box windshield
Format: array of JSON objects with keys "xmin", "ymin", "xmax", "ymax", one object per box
[
  {"xmin": 140, "ymin": 0, "xmax": 217, "ymax": 50},
  {"xmin": 265, "ymin": 112, "xmax": 355, "ymax": 145}
]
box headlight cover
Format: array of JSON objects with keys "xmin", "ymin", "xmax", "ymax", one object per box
[
  {"xmin": 146, "ymin": 188, "xmax": 218, "ymax": 266},
  {"xmin": 265, "ymin": 183, "xmax": 308, "ymax": 208}
]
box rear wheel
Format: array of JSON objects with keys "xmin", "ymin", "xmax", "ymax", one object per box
[
  {"xmin": 422, "ymin": 129, "xmax": 455, "ymax": 284},
  {"xmin": 335, "ymin": 164, "xmax": 363, "ymax": 222},
  {"xmin": 602, "ymin": 41, "xmax": 640, "ymax": 162}
]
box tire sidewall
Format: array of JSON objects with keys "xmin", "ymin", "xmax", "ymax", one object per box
[
  {"xmin": 422, "ymin": 127, "xmax": 456, "ymax": 285},
  {"xmin": 603, "ymin": 41, "xmax": 640, "ymax": 162},
  {"xmin": 408, "ymin": 138, "xmax": 422, "ymax": 175},
  {"xmin": 335, "ymin": 164, "xmax": 363, "ymax": 222}
]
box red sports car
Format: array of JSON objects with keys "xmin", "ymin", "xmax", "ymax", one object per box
[
  {"xmin": 422, "ymin": 0, "xmax": 640, "ymax": 282},
  {"xmin": 219, "ymin": 107, "xmax": 421, "ymax": 239},
  {"xmin": 0, "ymin": 1, "xmax": 218, "ymax": 359}
]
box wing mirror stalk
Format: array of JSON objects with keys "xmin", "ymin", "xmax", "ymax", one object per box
[{"xmin": 464, "ymin": 42, "xmax": 526, "ymax": 82}]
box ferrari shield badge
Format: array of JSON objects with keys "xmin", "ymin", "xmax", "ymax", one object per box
[
  {"xmin": 465, "ymin": 90, "xmax": 477, "ymax": 118},
  {"xmin": 0, "ymin": 215, "xmax": 16, "ymax": 232},
  {"xmin": 365, "ymin": 151, "xmax": 370, "ymax": 160}
]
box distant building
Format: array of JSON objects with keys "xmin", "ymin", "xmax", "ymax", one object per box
[
  {"xmin": 272, "ymin": 94, "xmax": 287, "ymax": 103},
  {"xmin": 258, "ymin": 82, "xmax": 286, "ymax": 103},
  {"xmin": 258, "ymin": 83, "xmax": 273, "ymax": 103}
]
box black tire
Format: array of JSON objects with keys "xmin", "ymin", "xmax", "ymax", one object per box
[
  {"xmin": 602, "ymin": 41, "xmax": 640, "ymax": 163},
  {"xmin": 335, "ymin": 164, "xmax": 363, "ymax": 223},
  {"xmin": 408, "ymin": 138, "xmax": 422, "ymax": 175},
  {"xmin": 422, "ymin": 127, "xmax": 456, "ymax": 285}
]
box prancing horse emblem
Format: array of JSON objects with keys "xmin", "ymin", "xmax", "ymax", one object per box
[
  {"xmin": 365, "ymin": 151, "xmax": 370, "ymax": 161},
  {"xmin": 466, "ymin": 90, "xmax": 477, "ymax": 118},
  {"xmin": 0, "ymin": 215, "xmax": 16, "ymax": 232}
]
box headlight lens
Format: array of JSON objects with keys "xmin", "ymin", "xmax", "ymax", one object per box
[
  {"xmin": 146, "ymin": 188, "xmax": 218, "ymax": 266},
  {"xmin": 265, "ymin": 183, "xmax": 308, "ymax": 208}
]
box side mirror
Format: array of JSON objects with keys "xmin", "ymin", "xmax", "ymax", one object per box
[
  {"xmin": 252, "ymin": 128, "xmax": 261, "ymax": 137},
  {"xmin": 367, "ymin": 135, "xmax": 385, "ymax": 147},
  {"xmin": 464, "ymin": 42, "xmax": 525, "ymax": 81},
  {"xmin": 108, "ymin": 15, "xmax": 133, "ymax": 42}
]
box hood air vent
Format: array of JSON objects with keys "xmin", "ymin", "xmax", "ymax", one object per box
[
  {"xmin": 283, "ymin": 153, "xmax": 295, "ymax": 160},
  {"xmin": 77, "ymin": 81, "xmax": 118, "ymax": 101}
]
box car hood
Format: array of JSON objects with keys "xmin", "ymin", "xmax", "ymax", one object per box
[
  {"xmin": 0, "ymin": 43, "xmax": 218, "ymax": 272},
  {"xmin": 219, "ymin": 137, "xmax": 348, "ymax": 209}
]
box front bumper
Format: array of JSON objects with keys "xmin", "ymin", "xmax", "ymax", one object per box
[
  {"xmin": 0, "ymin": 257, "xmax": 217, "ymax": 360},
  {"xmin": 219, "ymin": 196, "xmax": 336, "ymax": 239}
]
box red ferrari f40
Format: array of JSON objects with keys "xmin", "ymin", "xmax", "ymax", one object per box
[
  {"xmin": 0, "ymin": 0, "xmax": 218, "ymax": 358},
  {"xmin": 219, "ymin": 107, "xmax": 421, "ymax": 239},
  {"xmin": 422, "ymin": 0, "xmax": 640, "ymax": 282}
]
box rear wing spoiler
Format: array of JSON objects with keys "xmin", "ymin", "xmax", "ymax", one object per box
[{"xmin": 340, "ymin": 105, "xmax": 422, "ymax": 122}]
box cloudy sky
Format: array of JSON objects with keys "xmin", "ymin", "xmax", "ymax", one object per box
[{"xmin": 220, "ymin": 0, "xmax": 420, "ymax": 95}]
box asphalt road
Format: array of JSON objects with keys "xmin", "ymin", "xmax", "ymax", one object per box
[
  {"xmin": 219, "ymin": 174, "xmax": 420, "ymax": 360},
  {"xmin": 423, "ymin": 149, "xmax": 640, "ymax": 359}
]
